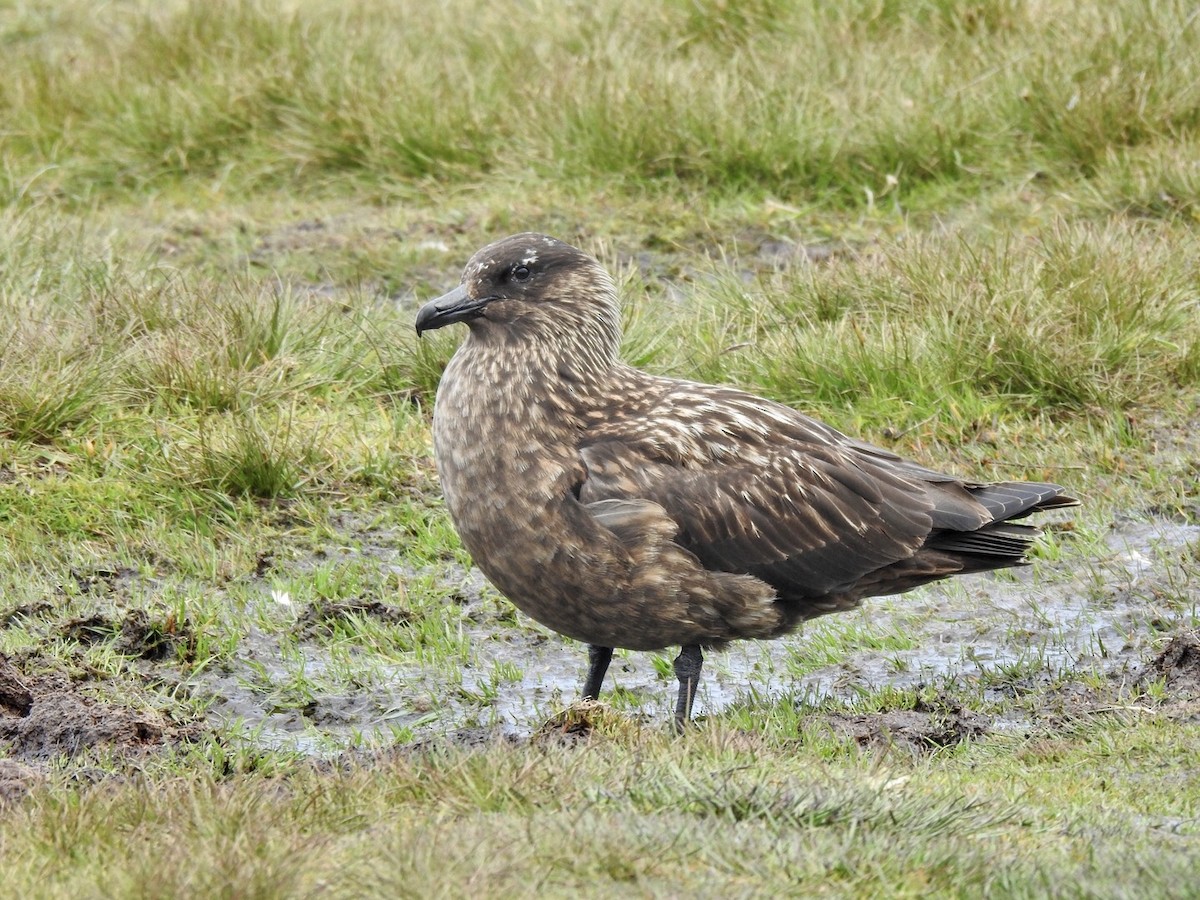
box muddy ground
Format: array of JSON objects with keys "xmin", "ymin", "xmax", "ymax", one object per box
[
  {"xmin": 1, "ymin": 246, "xmax": 1197, "ymax": 782},
  {"xmin": 2, "ymin": 509, "xmax": 1198, "ymax": 798}
]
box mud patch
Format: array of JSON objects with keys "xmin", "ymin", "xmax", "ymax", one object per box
[
  {"xmin": 1137, "ymin": 631, "xmax": 1200, "ymax": 699},
  {"xmin": 0, "ymin": 655, "xmax": 34, "ymax": 716},
  {"xmin": 68, "ymin": 565, "xmax": 139, "ymax": 596},
  {"xmin": 63, "ymin": 609, "xmax": 195, "ymax": 661},
  {"xmin": 0, "ymin": 759, "xmax": 41, "ymax": 805},
  {"xmin": 0, "ymin": 653, "xmax": 198, "ymax": 766},
  {"xmin": 391, "ymin": 726, "xmax": 518, "ymax": 757},
  {"xmin": 975, "ymin": 627, "xmax": 1200, "ymax": 733},
  {"xmin": 297, "ymin": 597, "xmax": 412, "ymax": 639},
  {"xmin": 818, "ymin": 696, "xmax": 990, "ymax": 753}
]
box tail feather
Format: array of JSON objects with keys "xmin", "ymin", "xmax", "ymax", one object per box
[
  {"xmin": 926, "ymin": 522, "xmax": 1039, "ymax": 558},
  {"xmin": 967, "ymin": 481, "xmax": 1079, "ymax": 521},
  {"xmin": 923, "ymin": 480, "xmax": 1077, "ymax": 564}
]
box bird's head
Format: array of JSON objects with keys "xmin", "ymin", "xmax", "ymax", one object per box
[{"xmin": 415, "ymin": 233, "xmax": 622, "ymax": 360}]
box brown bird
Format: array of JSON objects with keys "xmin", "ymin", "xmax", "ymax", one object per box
[{"xmin": 416, "ymin": 233, "xmax": 1078, "ymax": 729}]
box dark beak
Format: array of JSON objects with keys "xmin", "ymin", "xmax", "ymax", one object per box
[{"xmin": 415, "ymin": 284, "xmax": 492, "ymax": 335}]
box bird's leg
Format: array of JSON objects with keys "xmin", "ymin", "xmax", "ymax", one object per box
[
  {"xmin": 672, "ymin": 644, "xmax": 703, "ymax": 731},
  {"xmin": 581, "ymin": 645, "xmax": 613, "ymax": 701}
]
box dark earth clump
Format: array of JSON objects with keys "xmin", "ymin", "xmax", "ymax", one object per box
[
  {"xmin": 297, "ymin": 597, "xmax": 412, "ymax": 638},
  {"xmin": 1137, "ymin": 631, "xmax": 1200, "ymax": 698},
  {"xmin": 115, "ymin": 609, "xmax": 193, "ymax": 661},
  {"xmin": 0, "ymin": 653, "xmax": 199, "ymax": 768},
  {"xmin": 0, "ymin": 758, "xmax": 41, "ymax": 806},
  {"xmin": 0, "ymin": 655, "xmax": 34, "ymax": 716},
  {"xmin": 818, "ymin": 695, "xmax": 991, "ymax": 753},
  {"xmin": 63, "ymin": 609, "xmax": 195, "ymax": 661},
  {"xmin": 62, "ymin": 613, "xmax": 114, "ymax": 645}
]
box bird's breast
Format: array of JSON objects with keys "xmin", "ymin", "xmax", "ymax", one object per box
[{"xmin": 431, "ymin": 353, "xmax": 582, "ymax": 547}]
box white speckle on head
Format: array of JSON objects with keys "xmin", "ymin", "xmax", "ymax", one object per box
[{"xmin": 521, "ymin": 250, "xmax": 539, "ymax": 265}]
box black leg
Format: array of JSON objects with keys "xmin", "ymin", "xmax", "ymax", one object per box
[
  {"xmin": 672, "ymin": 644, "xmax": 703, "ymax": 731},
  {"xmin": 581, "ymin": 645, "xmax": 613, "ymax": 701}
]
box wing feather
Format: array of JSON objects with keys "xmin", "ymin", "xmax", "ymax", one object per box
[
  {"xmin": 576, "ymin": 377, "xmax": 1073, "ymax": 603},
  {"xmin": 579, "ymin": 437, "xmax": 937, "ymax": 598}
]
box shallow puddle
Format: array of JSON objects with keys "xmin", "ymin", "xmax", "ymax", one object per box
[{"xmin": 199, "ymin": 517, "xmax": 1199, "ymax": 750}]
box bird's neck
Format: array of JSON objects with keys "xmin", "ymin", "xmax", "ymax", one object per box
[
  {"xmin": 460, "ymin": 316, "xmax": 620, "ymax": 405},
  {"xmin": 447, "ymin": 338, "xmax": 620, "ymax": 431}
]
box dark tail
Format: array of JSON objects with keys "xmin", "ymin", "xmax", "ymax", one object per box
[
  {"xmin": 927, "ymin": 481, "xmax": 1078, "ymax": 564},
  {"xmin": 967, "ymin": 481, "xmax": 1080, "ymax": 521}
]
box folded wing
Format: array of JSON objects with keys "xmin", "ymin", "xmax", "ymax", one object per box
[{"xmin": 578, "ymin": 381, "xmax": 1074, "ymax": 609}]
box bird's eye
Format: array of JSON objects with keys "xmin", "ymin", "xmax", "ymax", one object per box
[{"xmin": 511, "ymin": 264, "xmax": 531, "ymax": 282}]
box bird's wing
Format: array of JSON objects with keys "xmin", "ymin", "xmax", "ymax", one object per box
[{"xmin": 577, "ymin": 383, "xmax": 990, "ymax": 597}]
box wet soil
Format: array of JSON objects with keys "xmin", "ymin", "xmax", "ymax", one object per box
[
  {"xmin": 296, "ymin": 597, "xmax": 413, "ymax": 639},
  {"xmin": 0, "ymin": 651, "xmax": 200, "ymax": 801},
  {"xmin": 0, "ymin": 671, "xmax": 168, "ymax": 759},
  {"xmin": 1137, "ymin": 631, "xmax": 1200, "ymax": 702},
  {"xmin": 800, "ymin": 625, "xmax": 1200, "ymax": 756},
  {"xmin": 1, "ymin": 514, "xmax": 1197, "ymax": 782},
  {"xmin": 819, "ymin": 695, "xmax": 992, "ymax": 754},
  {"xmin": 432, "ymin": 518, "xmax": 1200, "ymax": 736}
]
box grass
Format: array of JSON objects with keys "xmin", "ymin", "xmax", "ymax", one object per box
[
  {"xmin": 2, "ymin": 0, "xmax": 1199, "ymax": 210},
  {"xmin": 3, "ymin": 717, "xmax": 1200, "ymax": 896},
  {"xmin": 1, "ymin": 0, "xmax": 1199, "ymax": 896}
]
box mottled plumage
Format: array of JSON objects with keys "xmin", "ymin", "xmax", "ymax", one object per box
[{"xmin": 416, "ymin": 233, "xmax": 1078, "ymax": 727}]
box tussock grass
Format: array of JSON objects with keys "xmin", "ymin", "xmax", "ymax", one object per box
[
  {"xmin": 1086, "ymin": 137, "xmax": 1200, "ymax": 220},
  {"xmin": 2, "ymin": 0, "xmax": 1198, "ymax": 208},
  {"xmin": 0, "ymin": 336, "xmax": 107, "ymax": 442},
  {"xmin": 628, "ymin": 220, "xmax": 1200, "ymax": 456},
  {"xmin": 0, "ymin": 230, "xmax": 424, "ymax": 471}
]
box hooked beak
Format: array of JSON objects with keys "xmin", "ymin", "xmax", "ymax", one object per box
[{"xmin": 415, "ymin": 284, "xmax": 493, "ymax": 335}]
